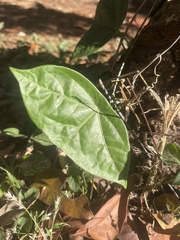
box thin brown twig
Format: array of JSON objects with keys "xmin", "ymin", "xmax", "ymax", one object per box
[{"xmin": 126, "ymin": 77, "xmax": 158, "ymax": 153}]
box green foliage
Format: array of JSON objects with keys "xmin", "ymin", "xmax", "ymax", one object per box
[
  {"xmin": 2, "ymin": 127, "xmax": 27, "ymax": 138},
  {"xmin": 18, "ymin": 154, "xmax": 52, "ymax": 176},
  {"xmin": 31, "ymin": 133, "xmax": 53, "ymax": 146},
  {"xmin": 14, "ymin": 212, "xmax": 33, "ymax": 234},
  {"xmin": 0, "ymin": 167, "xmax": 21, "ymax": 195},
  {"xmin": 173, "ymin": 172, "xmax": 180, "ymax": 185},
  {"xmin": 73, "ymin": 0, "xmax": 128, "ymax": 58},
  {"xmin": 162, "ymin": 143, "xmax": 180, "ymax": 165},
  {"xmin": 18, "ymin": 187, "xmax": 39, "ymax": 203},
  {"xmin": 0, "ymin": 228, "xmax": 6, "ymax": 239},
  {"xmin": 68, "ymin": 164, "xmax": 82, "ymax": 192},
  {"xmin": 68, "ymin": 163, "xmax": 92, "ymax": 193},
  {"xmin": 162, "ymin": 143, "xmax": 180, "ymax": 185},
  {"xmin": 1, "ymin": 127, "xmax": 53, "ymax": 146},
  {"xmin": 10, "ymin": 65, "xmax": 130, "ymax": 187}
]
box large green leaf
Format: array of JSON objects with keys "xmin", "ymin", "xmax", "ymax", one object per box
[
  {"xmin": 73, "ymin": 0, "xmax": 128, "ymax": 58},
  {"xmin": 10, "ymin": 65, "xmax": 130, "ymax": 187}
]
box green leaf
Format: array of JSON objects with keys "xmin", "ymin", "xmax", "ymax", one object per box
[
  {"xmin": 0, "ymin": 167, "xmax": 21, "ymax": 194},
  {"xmin": 31, "ymin": 133, "xmax": 53, "ymax": 146},
  {"xmin": 10, "ymin": 65, "xmax": 130, "ymax": 187},
  {"xmin": 162, "ymin": 143, "xmax": 180, "ymax": 165},
  {"xmin": 172, "ymin": 172, "xmax": 180, "ymax": 186},
  {"xmin": 68, "ymin": 164, "xmax": 82, "ymax": 192},
  {"xmin": 18, "ymin": 187, "xmax": 39, "ymax": 202},
  {"xmin": 18, "ymin": 154, "xmax": 52, "ymax": 176},
  {"xmin": 0, "ymin": 229, "xmax": 6, "ymax": 239},
  {"xmin": 15, "ymin": 212, "xmax": 33, "ymax": 233},
  {"xmin": 73, "ymin": 0, "xmax": 128, "ymax": 58},
  {"xmin": 3, "ymin": 127, "xmax": 27, "ymax": 138},
  {"xmin": 53, "ymin": 222, "xmax": 68, "ymax": 230}
]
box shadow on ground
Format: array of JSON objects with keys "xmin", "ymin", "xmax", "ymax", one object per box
[{"xmin": 0, "ymin": 2, "xmax": 92, "ymax": 37}]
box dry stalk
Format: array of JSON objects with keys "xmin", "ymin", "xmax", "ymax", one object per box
[
  {"xmin": 146, "ymin": 94, "xmax": 180, "ymax": 187},
  {"xmin": 101, "ymin": 33, "xmax": 180, "ymax": 195},
  {"xmin": 126, "ymin": 37, "xmax": 179, "ymax": 189}
]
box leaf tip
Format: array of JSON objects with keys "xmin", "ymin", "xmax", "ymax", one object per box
[{"xmin": 9, "ymin": 67, "xmax": 18, "ymax": 76}]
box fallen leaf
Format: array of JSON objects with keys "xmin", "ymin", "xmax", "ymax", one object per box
[
  {"xmin": 32, "ymin": 169, "xmax": 65, "ymax": 206},
  {"xmin": 153, "ymin": 213, "xmax": 180, "ymax": 234},
  {"xmin": 61, "ymin": 194, "xmax": 94, "ymax": 220},
  {"xmin": 146, "ymin": 223, "xmax": 180, "ymax": 240},
  {"xmin": 126, "ymin": 214, "xmax": 180, "ymax": 240},
  {"xmin": 70, "ymin": 235, "xmax": 84, "ymax": 240},
  {"xmin": 74, "ymin": 187, "xmax": 130, "ymax": 240},
  {"xmin": 32, "ymin": 168, "xmax": 93, "ymax": 220},
  {"xmin": 153, "ymin": 193, "xmax": 180, "ymax": 234},
  {"xmin": 124, "ymin": 213, "xmax": 149, "ymax": 240},
  {"xmin": 116, "ymin": 223, "xmax": 139, "ymax": 240},
  {"xmin": 0, "ymin": 200, "xmax": 23, "ymax": 227},
  {"xmin": 75, "ymin": 194, "xmax": 120, "ymax": 239},
  {"xmin": 153, "ymin": 193, "xmax": 180, "ymax": 213}
]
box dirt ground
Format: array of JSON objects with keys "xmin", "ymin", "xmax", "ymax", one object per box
[
  {"xmin": 0, "ymin": 0, "xmax": 98, "ymax": 52},
  {"xmin": 0, "ymin": 0, "xmax": 150, "ymax": 53}
]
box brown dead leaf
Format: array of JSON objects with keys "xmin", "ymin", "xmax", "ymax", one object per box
[
  {"xmin": 32, "ymin": 168, "xmax": 66, "ymax": 205},
  {"xmin": 153, "ymin": 193, "xmax": 180, "ymax": 234},
  {"xmin": 153, "ymin": 193, "xmax": 180, "ymax": 213},
  {"xmin": 0, "ymin": 200, "xmax": 23, "ymax": 227},
  {"xmin": 32, "ymin": 168, "xmax": 93, "ymax": 220},
  {"xmin": 73, "ymin": 187, "xmax": 130, "ymax": 240},
  {"xmin": 153, "ymin": 213, "xmax": 180, "ymax": 235},
  {"xmin": 125, "ymin": 213, "xmax": 149, "ymax": 240},
  {"xmin": 70, "ymin": 235, "xmax": 84, "ymax": 240},
  {"xmin": 146, "ymin": 223, "xmax": 180, "ymax": 240},
  {"xmin": 126, "ymin": 214, "xmax": 180, "ymax": 240},
  {"xmin": 74, "ymin": 194, "xmax": 120, "ymax": 239},
  {"xmin": 61, "ymin": 194, "xmax": 94, "ymax": 220},
  {"xmin": 116, "ymin": 223, "xmax": 139, "ymax": 240},
  {"xmin": 28, "ymin": 43, "xmax": 40, "ymax": 55}
]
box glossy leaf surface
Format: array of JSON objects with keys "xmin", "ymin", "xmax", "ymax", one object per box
[{"xmin": 10, "ymin": 65, "xmax": 130, "ymax": 187}]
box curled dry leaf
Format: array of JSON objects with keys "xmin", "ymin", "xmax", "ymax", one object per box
[
  {"xmin": 73, "ymin": 187, "xmax": 130, "ymax": 240},
  {"xmin": 152, "ymin": 214, "xmax": 180, "ymax": 235},
  {"xmin": 146, "ymin": 223, "xmax": 180, "ymax": 240},
  {"xmin": 125, "ymin": 213, "xmax": 180, "ymax": 240},
  {"xmin": 153, "ymin": 193, "xmax": 180, "ymax": 235}
]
